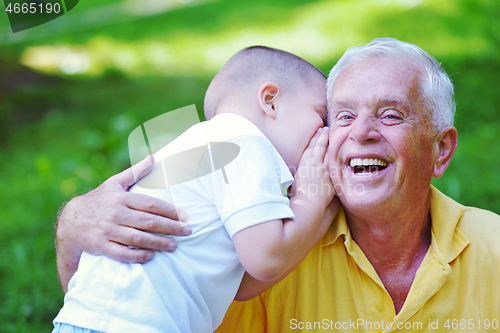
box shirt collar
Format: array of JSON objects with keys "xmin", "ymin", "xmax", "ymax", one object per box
[
  {"xmin": 429, "ymin": 185, "xmax": 470, "ymax": 263},
  {"xmin": 322, "ymin": 206, "xmax": 348, "ymax": 247}
]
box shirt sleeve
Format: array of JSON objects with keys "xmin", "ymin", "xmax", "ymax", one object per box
[{"xmin": 211, "ymin": 135, "xmax": 295, "ymax": 238}]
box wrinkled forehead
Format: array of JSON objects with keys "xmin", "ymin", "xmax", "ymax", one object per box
[{"xmin": 328, "ymin": 56, "xmax": 425, "ymax": 109}]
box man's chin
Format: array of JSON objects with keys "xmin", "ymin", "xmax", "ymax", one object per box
[{"xmin": 337, "ymin": 187, "xmax": 390, "ymax": 214}]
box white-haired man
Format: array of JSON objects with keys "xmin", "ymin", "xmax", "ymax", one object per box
[
  {"xmin": 215, "ymin": 38, "xmax": 500, "ymax": 332},
  {"xmin": 56, "ymin": 38, "xmax": 500, "ymax": 332}
]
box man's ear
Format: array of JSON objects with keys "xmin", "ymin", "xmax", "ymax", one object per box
[
  {"xmin": 257, "ymin": 82, "xmax": 280, "ymax": 120},
  {"xmin": 433, "ymin": 126, "xmax": 458, "ymax": 179}
]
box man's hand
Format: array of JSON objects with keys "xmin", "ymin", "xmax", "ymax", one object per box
[{"xmin": 55, "ymin": 155, "xmax": 191, "ymax": 292}]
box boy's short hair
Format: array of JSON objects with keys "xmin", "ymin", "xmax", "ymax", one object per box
[{"xmin": 204, "ymin": 46, "xmax": 326, "ymax": 120}]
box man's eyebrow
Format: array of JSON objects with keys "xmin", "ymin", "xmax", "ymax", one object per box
[
  {"xmin": 378, "ymin": 98, "xmax": 409, "ymax": 109},
  {"xmin": 330, "ymin": 100, "xmax": 354, "ymax": 109}
]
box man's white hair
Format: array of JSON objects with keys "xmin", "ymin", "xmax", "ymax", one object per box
[{"xmin": 327, "ymin": 38, "xmax": 456, "ymax": 130}]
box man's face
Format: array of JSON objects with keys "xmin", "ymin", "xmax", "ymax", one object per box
[{"xmin": 327, "ymin": 57, "xmax": 437, "ymax": 216}]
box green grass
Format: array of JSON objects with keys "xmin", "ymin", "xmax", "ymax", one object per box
[{"xmin": 0, "ymin": 0, "xmax": 499, "ymax": 331}]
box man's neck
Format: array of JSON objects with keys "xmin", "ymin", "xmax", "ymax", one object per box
[{"xmin": 346, "ymin": 198, "xmax": 432, "ymax": 314}]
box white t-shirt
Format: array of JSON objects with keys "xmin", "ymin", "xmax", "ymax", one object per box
[{"xmin": 53, "ymin": 113, "xmax": 294, "ymax": 333}]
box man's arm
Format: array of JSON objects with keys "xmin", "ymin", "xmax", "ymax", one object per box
[{"xmin": 54, "ymin": 156, "xmax": 191, "ymax": 292}]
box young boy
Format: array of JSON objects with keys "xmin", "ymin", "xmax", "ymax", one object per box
[{"xmin": 52, "ymin": 46, "xmax": 338, "ymax": 333}]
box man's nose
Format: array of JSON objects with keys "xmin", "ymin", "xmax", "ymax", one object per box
[{"xmin": 349, "ymin": 113, "xmax": 381, "ymax": 143}]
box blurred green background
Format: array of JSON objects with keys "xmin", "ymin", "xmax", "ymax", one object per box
[{"xmin": 0, "ymin": 0, "xmax": 499, "ymax": 331}]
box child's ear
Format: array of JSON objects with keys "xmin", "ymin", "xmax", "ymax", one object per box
[
  {"xmin": 433, "ymin": 126, "xmax": 458, "ymax": 179},
  {"xmin": 257, "ymin": 82, "xmax": 280, "ymax": 120}
]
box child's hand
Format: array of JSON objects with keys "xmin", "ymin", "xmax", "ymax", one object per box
[
  {"xmin": 313, "ymin": 196, "xmax": 341, "ymax": 243},
  {"xmin": 290, "ymin": 127, "xmax": 334, "ymax": 209}
]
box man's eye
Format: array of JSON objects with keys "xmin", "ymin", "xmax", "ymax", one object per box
[
  {"xmin": 333, "ymin": 112, "xmax": 354, "ymax": 126},
  {"xmin": 337, "ymin": 113, "xmax": 353, "ymax": 121},
  {"xmin": 380, "ymin": 110, "xmax": 404, "ymax": 124}
]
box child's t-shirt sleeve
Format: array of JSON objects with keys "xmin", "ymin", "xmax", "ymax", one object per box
[{"xmin": 211, "ymin": 135, "xmax": 295, "ymax": 239}]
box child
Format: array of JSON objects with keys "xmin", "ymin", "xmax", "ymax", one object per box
[{"xmin": 52, "ymin": 46, "xmax": 338, "ymax": 333}]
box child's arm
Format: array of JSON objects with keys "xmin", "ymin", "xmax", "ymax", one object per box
[
  {"xmin": 232, "ymin": 127, "xmax": 338, "ymax": 293},
  {"xmin": 234, "ymin": 197, "xmax": 339, "ymax": 301}
]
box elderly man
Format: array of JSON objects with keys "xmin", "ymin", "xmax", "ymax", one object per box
[
  {"xmin": 56, "ymin": 39, "xmax": 500, "ymax": 332},
  {"xmin": 211, "ymin": 38, "xmax": 500, "ymax": 332}
]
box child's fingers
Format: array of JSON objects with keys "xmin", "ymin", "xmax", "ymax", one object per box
[
  {"xmin": 301, "ymin": 127, "xmax": 322, "ymax": 161},
  {"xmin": 308, "ymin": 127, "xmax": 323, "ymax": 149},
  {"xmin": 312, "ymin": 127, "xmax": 329, "ymax": 162}
]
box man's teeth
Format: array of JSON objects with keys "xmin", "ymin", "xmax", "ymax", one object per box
[{"xmin": 350, "ymin": 158, "xmax": 388, "ymax": 168}]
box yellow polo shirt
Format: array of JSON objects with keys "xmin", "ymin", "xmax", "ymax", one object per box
[{"xmin": 215, "ymin": 186, "xmax": 500, "ymax": 332}]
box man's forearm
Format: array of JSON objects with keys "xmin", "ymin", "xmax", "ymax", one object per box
[
  {"xmin": 56, "ymin": 240, "xmax": 82, "ymax": 293},
  {"xmin": 55, "ymin": 200, "xmax": 83, "ymax": 293}
]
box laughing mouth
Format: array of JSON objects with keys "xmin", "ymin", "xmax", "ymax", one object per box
[{"xmin": 350, "ymin": 158, "xmax": 388, "ymax": 174}]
